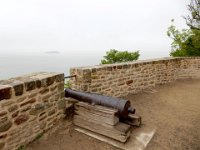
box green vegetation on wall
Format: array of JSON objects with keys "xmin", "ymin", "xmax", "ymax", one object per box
[
  {"xmin": 64, "ymin": 79, "xmax": 71, "ymax": 88},
  {"xmin": 101, "ymin": 49, "xmax": 140, "ymax": 64}
]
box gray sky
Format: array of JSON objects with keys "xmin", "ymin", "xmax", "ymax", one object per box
[{"xmin": 0, "ymin": 0, "xmax": 189, "ymax": 59}]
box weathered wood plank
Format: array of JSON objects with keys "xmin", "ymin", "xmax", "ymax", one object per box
[
  {"xmin": 74, "ymin": 126, "xmax": 155, "ymax": 150},
  {"xmin": 75, "ymin": 110, "xmax": 119, "ymax": 126},
  {"xmin": 73, "ymin": 115, "xmax": 131, "ymax": 143},
  {"xmin": 75, "ymin": 102, "xmax": 119, "ymax": 125},
  {"xmin": 75, "ymin": 102, "xmax": 118, "ymax": 114}
]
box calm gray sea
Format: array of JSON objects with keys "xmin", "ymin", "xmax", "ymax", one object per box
[
  {"xmin": 0, "ymin": 50, "xmax": 168, "ymax": 80},
  {"xmin": 0, "ymin": 52, "xmax": 100, "ymax": 80}
]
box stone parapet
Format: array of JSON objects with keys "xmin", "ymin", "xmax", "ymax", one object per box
[
  {"xmin": 0, "ymin": 72, "xmax": 65, "ymax": 150},
  {"xmin": 70, "ymin": 57, "xmax": 200, "ymax": 97}
]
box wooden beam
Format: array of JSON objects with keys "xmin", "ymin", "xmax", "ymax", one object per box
[
  {"xmin": 75, "ymin": 102, "xmax": 119, "ymax": 125},
  {"xmin": 73, "ymin": 115, "xmax": 131, "ymax": 143}
]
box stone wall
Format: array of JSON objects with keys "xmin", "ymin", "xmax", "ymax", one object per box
[
  {"xmin": 0, "ymin": 72, "xmax": 66, "ymax": 150},
  {"xmin": 70, "ymin": 57, "xmax": 200, "ymax": 97},
  {"xmin": 1, "ymin": 57, "xmax": 200, "ymax": 150}
]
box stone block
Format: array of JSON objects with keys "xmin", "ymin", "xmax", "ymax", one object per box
[
  {"xmin": 81, "ymin": 84, "xmax": 88, "ymax": 91},
  {"xmin": 46, "ymin": 76, "xmax": 55, "ymax": 86},
  {"xmin": 28, "ymin": 92, "xmax": 38, "ymax": 98},
  {"xmin": 1, "ymin": 100, "xmax": 14, "ymax": 107},
  {"xmin": 126, "ymin": 80, "xmax": 133, "ymax": 85},
  {"xmin": 25, "ymin": 80, "xmax": 36, "ymax": 91},
  {"xmin": 0, "ymin": 111, "xmax": 7, "ymax": 117},
  {"xmin": 41, "ymin": 76, "xmax": 55, "ymax": 87},
  {"xmin": 8, "ymin": 105, "xmax": 18, "ymax": 112},
  {"xmin": 50, "ymin": 85, "xmax": 57, "ymax": 91},
  {"xmin": 60, "ymin": 91, "xmax": 65, "ymax": 99},
  {"xmin": 29, "ymin": 103, "xmax": 45, "ymax": 115},
  {"xmin": 57, "ymin": 82, "xmax": 64, "ymax": 92},
  {"xmin": 40, "ymin": 88, "xmax": 49, "ymax": 94},
  {"xmin": 117, "ymin": 65, "xmax": 122, "ymax": 69},
  {"xmin": 54, "ymin": 94, "xmax": 60, "ymax": 101},
  {"xmin": 0, "ymin": 85, "xmax": 12, "ymax": 101},
  {"xmin": 14, "ymin": 114, "xmax": 29, "ymax": 125},
  {"xmin": 107, "ymin": 66, "xmax": 113, "ymax": 71},
  {"xmin": 55, "ymin": 73, "xmax": 64, "ymax": 82},
  {"xmin": 0, "ymin": 116, "xmax": 8, "ymax": 123},
  {"xmin": 11, "ymin": 111, "xmax": 19, "ymax": 118},
  {"xmin": 82, "ymin": 69, "xmax": 91, "ymax": 83},
  {"xmin": 20, "ymin": 98, "xmax": 36, "ymax": 107},
  {"xmin": 17, "ymin": 96, "xmax": 27, "ymax": 103},
  {"xmin": 91, "ymin": 68, "xmax": 97, "ymax": 74},
  {"xmin": 39, "ymin": 115, "xmax": 47, "ymax": 121},
  {"xmin": 57, "ymin": 99, "xmax": 66, "ymax": 109},
  {"xmin": 21, "ymin": 106, "xmax": 31, "ymax": 112},
  {"xmin": 39, "ymin": 112, "xmax": 46, "ymax": 117},
  {"xmin": 36, "ymin": 79, "xmax": 42, "ymax": 88},
  {"xmin": 48, "ymin": 109, "xmax": 56, "ymax": 116},
  {"xmin": 11, "ymin": 82, "xmax": 24, "ymax": 96},
  {"xmin": 42, "ymin": 93, "xmax": 52, "ymax": 102},
  {"xmin": 0, "ymin": 120, "xmax": 12, "ymax": 132},
  {"xmin": 44, "ymin": 102, "xmax": 53, "ymax": 109}
]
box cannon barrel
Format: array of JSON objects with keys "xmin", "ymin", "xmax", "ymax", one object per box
[{"xmin": 65, "ymin": 88, "xmax": 135, "ymax": 118}]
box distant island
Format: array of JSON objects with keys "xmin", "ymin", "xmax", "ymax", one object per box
[{"xmin": 45, "ymin": 50, "xmax": 60, "ymax": 54}]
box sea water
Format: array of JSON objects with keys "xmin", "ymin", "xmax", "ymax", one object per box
[{"xmin": 0, "ymin": 52, "xmax": 100, "ymax": 80}]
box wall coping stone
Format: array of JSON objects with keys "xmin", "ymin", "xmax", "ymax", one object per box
[
  {"xmin": 70, "ymin": 57, "xmax": 200, "ymax": 96},
  {"xmin": 0, "ymin": 72, "xmax": 64, "ymax": 101},
  {"xmin": 71, "ymin": 57, "xmax": 200, "ymax": 70}
]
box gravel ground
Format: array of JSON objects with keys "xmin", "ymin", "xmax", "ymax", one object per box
[{"xmin": 26, "ymin": 79, "xmax": 200, "ymax": 150}]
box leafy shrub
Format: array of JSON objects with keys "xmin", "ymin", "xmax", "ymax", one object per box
[{"xmin": 101, "ymin": 49, "xmax": 140, "ymax": 64}]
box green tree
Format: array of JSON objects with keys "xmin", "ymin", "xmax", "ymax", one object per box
[
  {"xmin": 167, "ymin": 0, "xmax": 200, "ymax": 57},
  {"xmin": 167, "ymin": 25, "xmax": 200, "ymax": 56},
  {"xmin": 184, "ymin": 0, "xmax": 200, "ymax": 30},
  {"xmin": 101, "ymin": 49, "xmax": 140, "ymax": 64}
]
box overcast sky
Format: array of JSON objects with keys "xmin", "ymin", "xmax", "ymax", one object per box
[{"xmin": 0, "ymin": 0, "xmax": 190, "ymax": 59}]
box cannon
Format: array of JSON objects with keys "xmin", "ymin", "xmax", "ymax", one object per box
[{"xmin": 65, "ymin": 88, "xmax": 135, "ymax": 118}]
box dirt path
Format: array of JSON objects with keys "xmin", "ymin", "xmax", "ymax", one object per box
[
  {"xmin": 126, "ymin": 79, "xmax": 200, "ymax": 150},
  {"xmin": 26, "ymin": 79, "xmax": 200, "ymax": 150},
  {"xmin": 26, "ymin": 122, "xmax": 118, "ymax": 150}
]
